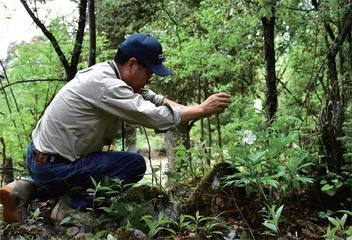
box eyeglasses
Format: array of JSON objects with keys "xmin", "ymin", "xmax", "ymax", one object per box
[{"xmin": 137, "ymin": 62, "xmax": 153, "ymax": 79}]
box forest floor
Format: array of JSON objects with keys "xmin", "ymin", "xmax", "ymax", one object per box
[{"xmin": 0, "ymin": 158, "xmax": 350, "ymax": 240}]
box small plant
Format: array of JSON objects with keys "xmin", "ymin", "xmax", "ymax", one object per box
[
  {"xmin": 320, "ymin": 177, "xmax": 343, "ymax": 196},
  {"xmin": 224, "ymin": 116, "xmax": 315, "ymax": 205},
  {"xmin": 30, "ymin": 208, "xmax": 43, "ymax": 224},
  {"xmin": 322, "ymin": 210, "xmax": 352, "ymax": 239},
  {"xmin": 260, "ymin": 204, "xmax": 284, "ymax": 238},
  {"xmin": 87, "ymin": 176, "xmax": 124, "ymax": 212},
  {"xmin": 178, "ymin": 211, "xmax": 224, "ymax": 239},
  {"xmin": 141, "ymin": 211, "xmax": 176, "ymax": 239}
]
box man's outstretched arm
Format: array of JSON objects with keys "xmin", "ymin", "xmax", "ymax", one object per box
[{"xmin": 164, "ymin": 92, "xmax": 232, "ymax": 124}]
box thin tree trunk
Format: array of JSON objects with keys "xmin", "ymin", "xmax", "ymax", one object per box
[
  {"xmin": 70, "ymin": 0, "xmax": 88, "ymax": 79},
  {"xmin": 215, "ymin": 114, "xmax": 222, "ymax": 149},
  {"xmin": 88, "ymin": 0, "xmax": 96, "ymax": 67},
  {"xmin": 320, "ymin": 7, "xmax": 352, "ymax": 174},
  {"xmin": 262, "ymin": 7, "xmax": 277, "ymax": 124},
  {"xmin": 206, "ymin": 117, "xmax": 212, "ymax": 158}
]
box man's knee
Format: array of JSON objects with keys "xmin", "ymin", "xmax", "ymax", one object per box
[{"xmin": 135, "ymin": 153, "xmax": 147, "ymax": 176}]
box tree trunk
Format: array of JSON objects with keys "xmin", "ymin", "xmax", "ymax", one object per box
[
  {"xmin": 206, "ymin": 117, "xmax": 212, "ymax": 159},
  {"xmin": 164, "ymin": 125, "xmax": 191, "ymax": 175},
  {"xmin": 70, "ymin": 0, "xmax": 88, "ymax": 79},
  {"xmin": 319, "ymin": 8, "xmax": 352, "ymax": 174},
  {"xmin": 88, "ymin": 0, "xmax": 96, "ymax": 67},
  {"xmin": 262, "ymin": 7, "xmax": 277, "ymax": 124},
  {"xmin": 125, "ymin": 124, "xmax": 137, "ymax": 153}
]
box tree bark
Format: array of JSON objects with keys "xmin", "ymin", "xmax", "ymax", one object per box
[
  {"xmin": 319, "ymin": 7, "xmax": 352, "ymax": 174},
  {"xmin": 164, "ymin": 125, "xmax": 191, "ymax": 175},
  {"xmin": 262, "ymin": 7, "xmax": 277, "ymax": 124},
  {"xmin": 88, "ymin": 0, "xmax": 96, "ymax": 67},
  {"xmin": 70, "ymin": 0, "xmax": 88, "ymax": 79}
]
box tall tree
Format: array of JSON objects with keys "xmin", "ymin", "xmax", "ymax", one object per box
[
  {"xmin": 20, "ymin": 0, "xmax": 87, "ymax": 80},
  {"xmin": 317, "ymin": 3, "xmax": 352, "ymax": 174},
  {"xmin": 262, "ymin": 2, "xmax": 278, "ymax": 123}
]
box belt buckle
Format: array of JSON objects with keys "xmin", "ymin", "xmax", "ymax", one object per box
[{"xmin": 35, "ymin": 152, "xmax": 48, "ymax": 165}]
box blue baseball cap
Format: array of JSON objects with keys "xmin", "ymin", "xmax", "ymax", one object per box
[{"xmin": 118, "ymin": 33, "xmax": 171, "ymax": 77}]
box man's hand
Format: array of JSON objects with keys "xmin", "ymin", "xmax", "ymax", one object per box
[
  {"xmin": 200, "ymin": 92, "xmax": 232, "ymax": 116},
  {"xmin": 179, "ymin": 92, "xmax": 232, "ymax": 124}
]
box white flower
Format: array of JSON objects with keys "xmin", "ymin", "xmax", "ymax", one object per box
[
  {"xmin": 242, "ymin": 130, "xmax": 257, "ymax": 145},
  {"xmin": 254, "ymin": 99, "xmax": 263, "ymax": 112},
  {"xmin": 291, "ymin": 142, "xmax": 299, "ymax": 149},
  {"xmin": 212, "ymin": 176, "xmax": 221, "ymax": 189}
]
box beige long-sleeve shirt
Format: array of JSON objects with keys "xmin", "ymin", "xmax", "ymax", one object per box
[{"xmin": 32, "ymin": 61, "xmax": 180, "ymax": 162}]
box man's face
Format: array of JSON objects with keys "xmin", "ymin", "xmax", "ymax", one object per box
[{"xmin": 127, "ymin": 59, "xmax": 154, "ymax": 93}]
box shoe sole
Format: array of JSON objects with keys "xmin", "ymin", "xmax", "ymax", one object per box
[{"xmin": 0, "ymin": 186, "xmax": 20, "ymax": 223}]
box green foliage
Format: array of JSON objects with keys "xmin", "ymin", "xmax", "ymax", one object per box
[
  {"xmin": 177, "ymin": 211, "xmax": 224, "ymax": 239},
  {"xmin": 30, "ymin": 208, "xmax": 43, "ymax": 224},
  {"xmin": 87, "ymin": 176, "xmax": 125, "ymax": 212},
  {"xmin": 322, "ymin": 210, "xmax": 352, "ymax": 240},
  {"xmin": 224, "ymin": 116, "xmax": 315, "ymax": 204},
  {"xmin": 175, "ymin": 141, "xmax": 221, "ymax": 178},
  {"xmin": 142, "ymin": 211, "xmax": 177, "ymax": 239},
  {"xmin": 260, "ymin": 204, "xmax": 284, "ymax": 238},
  {"xmin": 320, "ymin": 177, "xmax": 343, "ymax": 197},
  {"xmin": 95, "ymin": 0, "xmax": 159, "ymax": 49}
]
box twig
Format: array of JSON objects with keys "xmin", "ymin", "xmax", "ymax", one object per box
[
  {"xmin": 161, "ymin": 2, "xmax": 182, "ymax": 47},
  {"xmin": 0, "ymin": 78, "xmax": 67, "ymax": 91},
  {"xmin": 1, "ymin": 137, "xmax": 6, "ymax": 187},
  {"xmin": 230, "ymin": 190, "xmax": 256, "ymax": 240},
  {"xmin": 142, "ymin": 127, "xmax": 154, "ymax": 186}
]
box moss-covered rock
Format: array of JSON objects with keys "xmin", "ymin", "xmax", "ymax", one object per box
[
  {"xmin": 184, "ymin": 162, "xmax": 241, "ymax": 215},
  {"xmin": 114, "ymin": 227, "xmax": 146, "ymax": 240},
  {"xmin": 122, "ymin": 185, "xmax": 169, "ymax": 206}
]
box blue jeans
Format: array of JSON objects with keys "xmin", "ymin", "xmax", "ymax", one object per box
[{"xmin": 25, "ymin": 141, "xmax": 146, "ymax": 209}]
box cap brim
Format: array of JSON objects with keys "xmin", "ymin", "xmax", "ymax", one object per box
[{"xmin": 147, "ymin": 63, "xmax": 172, "ymax": 77}]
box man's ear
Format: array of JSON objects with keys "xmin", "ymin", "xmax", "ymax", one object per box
[{"xmin": 127, "ymin": 58, "xmax": 138, "ymax": 70}]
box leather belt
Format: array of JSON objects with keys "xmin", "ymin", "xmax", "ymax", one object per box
[{"xmin": 34, "ymin": 151, "xmax": 67, "ymax": 165}]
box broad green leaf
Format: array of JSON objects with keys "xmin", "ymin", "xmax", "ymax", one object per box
[
  {"xmin": 321, "ymin": 184, "xmax": 334, "ymax": 191},
  {"xmin": 59, "ymin": 216, "xmax": 72, "ymax": 226},
  {"xmin": 263, "ymin": 222, "xmax": 278, "ymax": 233}
]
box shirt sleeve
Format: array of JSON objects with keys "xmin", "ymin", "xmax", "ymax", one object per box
[
  {"xmin": 140, "ymin": 86, "xmax": 165, "ymax": 106},
  {"xmin": 99, "ymin": 80, "xmax": 181, "ymax": 132}
]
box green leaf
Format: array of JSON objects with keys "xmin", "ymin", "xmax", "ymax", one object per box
[
  {"xmin": 327, "ymin": 216, "xmax": 340, "ymax": 228},
  {"xmin": 275, "ymin": 205, "xmax": 284, "ymax": 221},
  {"xmin": 90, "ymin": 176, "xmax": 97, "ymax": 187},
  {"xmin": 164, "ymin": 171, "xmax": 181, "ymax": 181},
  {"xmin": 33, "ymin": 208, "xmax": 40, "ymax": 218},
  {"xmin": 97, "ymin": 186, "xmax": 113, "ymax": 191},
  {"xmin": 321, "ymin": 184, "xmax": 334, "ymax": 191},
  {"xmin": 295, "ymin": 176, "xmax": 314, "ymax": 184},
  {"xmin": 263, "ymin": 222, "xmax": 278, "ymax": 233},
  {"xmin": 107, "ymin": 234, "xmax": 117, "ymax": 240},
  {"xmin": 59, "ymin": 216, "xmax": 72, "ymax": 226},
  {"xmin": 320, "ymin": 180, "xmax": 328, "ymax": 185},
  {"xmin": 112, "ymin": 203, "xmax": 128, "ymax": 216},
  {"xmin": 158, "ymin": 227, "xmax": 176, "ymax": 236},
  {"xmin": 98, "ymin": 207, "xmax": 112, "ymax": 213},
  {"xmin": 341, "ymin": 214, "xmax": 347, "ymax": 227},
  {"xmin": 337, "ymin": 210, "xmax": 352, "ymax": 216},
  {"xmin": 239, "ymin": 231, "xmax": 248, "ymax": 239},
  {"xmin": 248, "ymin": 150, "xmax": 267, "ymax": 164}
]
